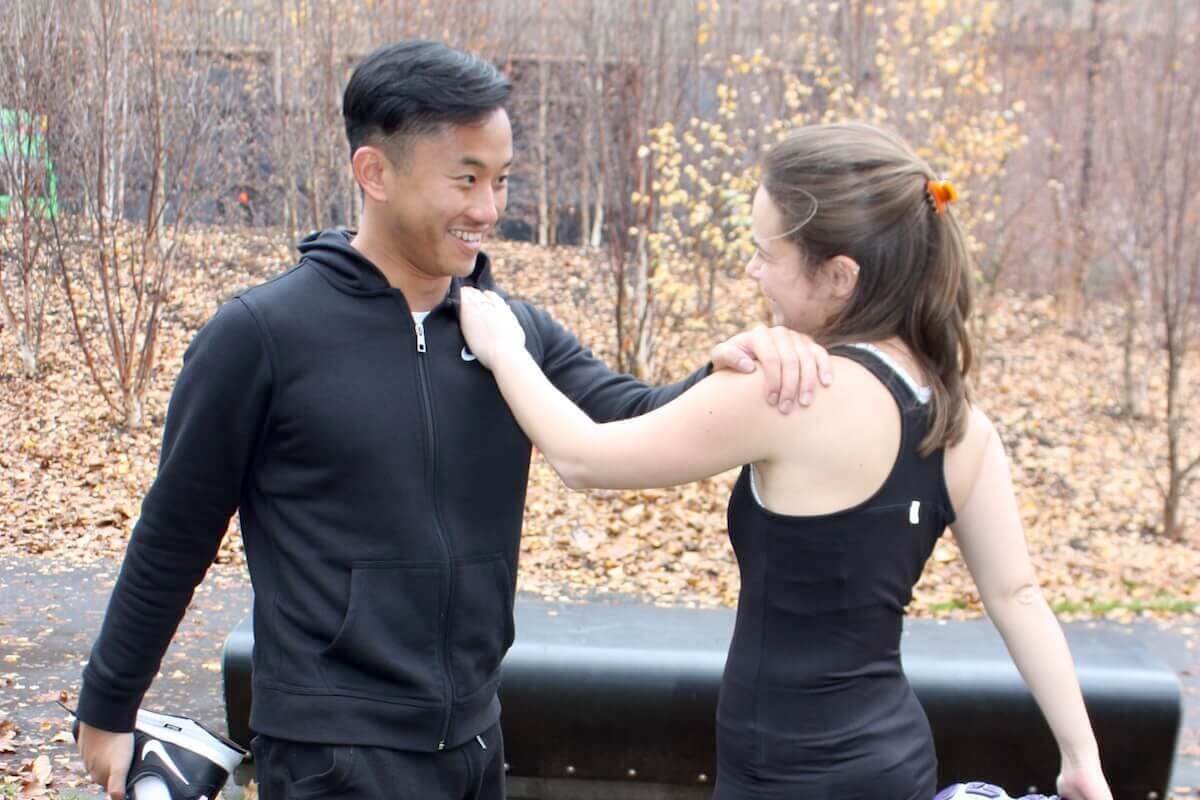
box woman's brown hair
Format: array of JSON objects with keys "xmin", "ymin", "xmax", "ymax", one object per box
[{"xmin": 762, "ymin": 122, "xmax": 973, "ymax": 454}]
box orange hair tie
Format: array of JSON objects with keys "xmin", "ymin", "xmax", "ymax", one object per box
[{"xmin": 926, "ymin": 179, "xmax": 959, "ymax": 215}]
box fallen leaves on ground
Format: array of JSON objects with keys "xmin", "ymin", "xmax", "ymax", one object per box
[
  {"xmin": 1, "ymin": 748, "xmax": 54, "ymax": 798},
  {"xmin": 0, "ymin": 231, "xmax": 1197, "ymax": 623}
]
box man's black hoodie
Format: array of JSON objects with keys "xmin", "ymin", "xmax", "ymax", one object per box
[{"xmin": 77, "ymin": 230, "xmax": 706, "ymax": 751}]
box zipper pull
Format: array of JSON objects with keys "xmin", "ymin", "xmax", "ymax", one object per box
[
  {"xmin": 476, "ymin": 734, "xmax": 487, "ymax": 750},
  {"xmin": 437, "ymin": 739, "xmax": 446, "ymax": 751},
  {"xmin": 415, "ymin": 320, "xmax": 427, "ymax": 353}
]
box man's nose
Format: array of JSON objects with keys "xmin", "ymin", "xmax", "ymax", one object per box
[{"xmin": 466, "ymin": 189, "xmax": 500, "ymax": 226}]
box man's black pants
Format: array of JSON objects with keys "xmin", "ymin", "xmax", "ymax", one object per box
[{"xmin": 251, "ymin": 722, "xmax": 505, "ymax": 800}]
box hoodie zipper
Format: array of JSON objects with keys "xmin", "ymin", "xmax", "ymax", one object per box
[{"xmin": 410, "ymin": 308, "xmax": 456, "ymax": 750}]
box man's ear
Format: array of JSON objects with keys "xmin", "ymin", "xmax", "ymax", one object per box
[
  {"xmin": 827, "ymin": 255, "xmax": 861, "ymax": 301},
  {"xmin": 351, "ymin": 146, "xmax": 392, "ymax": 203}
]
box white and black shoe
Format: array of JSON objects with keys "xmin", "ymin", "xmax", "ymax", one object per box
[
  {"xmin": 126, "ymin": 709, "xmax": 246, "ymax": 800},
  {"xmin": 934, "ymin": 782, "xmax": 1057, "ymax": 800},
  {"xmin": 66, "ymin": 704, "xmax": 246, "ymax": 800}
]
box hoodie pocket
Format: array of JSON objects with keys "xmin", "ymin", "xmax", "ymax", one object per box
[
  {"xmin": 320, "ymin": 561, "xmax": 445, "ymax": 702},
  {"xmin": 285, "ymin": 742, "xmax": 358, "ymax": 800},
  {"xmin": 450, "ymin": 553, "xmax": 515, "ymax": 700}
]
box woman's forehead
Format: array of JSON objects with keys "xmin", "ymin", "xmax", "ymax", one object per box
[{"xmin": 751, "ymin": 187, "xmax": 788, "ymax": 242}]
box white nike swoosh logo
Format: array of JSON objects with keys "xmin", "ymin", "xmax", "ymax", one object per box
[
  {"xmin": 461, "ymin": 347, "xmax": 477, "ymax": 362},
  {"xmin": 143, "ymin": 739, "xmax": 190, "ymax": 785}
]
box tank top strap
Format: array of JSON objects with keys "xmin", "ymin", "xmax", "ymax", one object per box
[
  {"xmin": 828, "ymin": 343, "xmax": 955, "ymax": 526},
  {"xmin": 828, "ymin": 344, "xmax": 930, "ymax": 413},
  {"xmin": 830, "ymin": 340, "xmax": 931, "ymax": 472}
]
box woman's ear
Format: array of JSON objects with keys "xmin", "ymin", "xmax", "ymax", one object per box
[
  {"xmin": 827, "ymin": 255, "xmax": 861, "ymax": 301},
  {"xmin": 351, "ymin": 146, "xmax": 391, "ymax": 203}
]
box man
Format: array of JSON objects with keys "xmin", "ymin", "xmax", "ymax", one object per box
[{"xmin": 76, "ymin": 40, "xmax": 829, "ymax": 799}]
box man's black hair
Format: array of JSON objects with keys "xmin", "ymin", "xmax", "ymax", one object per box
[{"xmin": 343, "ymin": 40, "xmax": 512, "ymax": 160}]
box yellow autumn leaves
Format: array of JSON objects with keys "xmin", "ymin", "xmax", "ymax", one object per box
[{"xmin": 626, "ymin": 0, "xmax": 1026, "ymax": 379}]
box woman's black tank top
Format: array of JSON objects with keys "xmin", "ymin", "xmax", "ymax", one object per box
[{"xmin": 714, "ymin": 344, "xmax": 958, "ymax": 799}]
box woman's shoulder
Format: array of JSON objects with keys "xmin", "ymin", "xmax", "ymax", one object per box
[
  {"xmin": 791, "ymin": 355, "xmax": 905, "ymax": 445},
  {"xmin": 694, "ymin": 352, "xmax": 906, "ymax": 447},
  {"xmin": 827, "ymin": 351, "xmax": 892, "ymax": 383},
  {"xmin": 818, "ymin": 352, "xmax": 916, "ymax": 411},
  {"xmin": 955, "ymin": 405, "xmax": 999, "ymax": 453},
  {"xmin": 695, "ymin": 353, "xmax": 893, "ymax": 444}
]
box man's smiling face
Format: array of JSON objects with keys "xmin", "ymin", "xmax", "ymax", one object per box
[{"xmin": 379, "ymin": 108, "xmax": 514, "ymax": 279}]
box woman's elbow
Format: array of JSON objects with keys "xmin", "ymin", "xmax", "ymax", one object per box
[
  {"xmin": 560, "ymin": 475, "xmax": 588, "ymax": 491},
  {"xmin": 986, "ymin": 580, "xmax": 1048, "ymax": 617},
  {"xmin": 1011, "ymin": 582, "xmax": 1045, "ymax": 606},
  {"xmin": 554, "ymin": 458, "xmax": 599, "ymax": 490},
  {"xmin": 550, "ymin": 458, "xmax": 584, "ymax": 490}
]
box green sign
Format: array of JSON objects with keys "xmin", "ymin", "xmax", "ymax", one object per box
[{"xmin": 0, "ymin": 108, "xmax": 59, "ymax": 219}]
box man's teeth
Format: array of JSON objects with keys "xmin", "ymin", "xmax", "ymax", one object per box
[{"xmin": 451, "ymin": 230, "xmax": 483, "ymax": 243}]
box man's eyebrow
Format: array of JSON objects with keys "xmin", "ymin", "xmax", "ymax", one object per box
[{"xmin": 460, "ymin": 156, "xmax": 514, "ymax": 169}]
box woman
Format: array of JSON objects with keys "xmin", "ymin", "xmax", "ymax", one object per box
[{"xmin": 459, "ymin": 122, "xmax": 1112, "ymax": 800}]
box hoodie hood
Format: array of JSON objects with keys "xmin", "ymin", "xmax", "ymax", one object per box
[{"xmin": 297, "ymin": 228, "xmax": 498, "ymax": 302}]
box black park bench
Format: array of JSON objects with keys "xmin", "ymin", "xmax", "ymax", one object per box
[{"xmin": 222, "ymin": 598, "xmax": 1183, "ymax": 799}]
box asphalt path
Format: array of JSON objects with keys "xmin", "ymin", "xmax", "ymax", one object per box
[{"xmin": 1, "ymin": 557, "xmax": 1195, "ymax": 799}]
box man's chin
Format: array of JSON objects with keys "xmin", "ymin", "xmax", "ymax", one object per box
[
  {"xmin": 433, "ymin": 251, "xmax": 479, "ymax": 278},
  {"xmin": 454, "ymin": 255, "xmax": 479, "ymax": 277}
]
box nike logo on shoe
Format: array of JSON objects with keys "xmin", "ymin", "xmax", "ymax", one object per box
[
  {"xmin": 461, "ymin": 347, "xmax": 477, "ymax": 362},
  {"xmin": 143, "ymin": 739, "xmax": 190, "ymax": 785}
]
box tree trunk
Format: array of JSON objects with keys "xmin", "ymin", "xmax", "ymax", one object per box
[
  {"xmin": 123, "ymin": 385, "xmax": 144, "ymax": 430},
  {"xmin": 0, "ymin": 263, "xmax": 39, "ymax": 377},
  {"xmin": 274, "ymin": 0, "xmax": 297, "ymax": 249},
  {"xmin": 1162, "ymin": 474, "xmax": 1183, "ymax": 542},
  {"xmin": 632, "ymin": 161, "xmax": 652, "ymax": 379},
  {"xmin": 111, "ymin": 24, "xmax": 131, "ymax": 224},
  {"xmin": 1162, "ymin": 320, "xmax": 1185, "ymax": 541},
  {"xmin": 309, "ymin": 172, "xmax": 322, "ymax": 232},
  {"xmin": 576, "ymin": 3, "xmax": 614, "ymax": 250},
  {"xmin": 1051, "ymin": 178, "xmax": 1067, "ymax": 295},
  {"xmin": 1119, "ymin": 290, "xmax": 1147, "ymax": 418},
  {"xmin": 1063, "ymin": 0, "xmax": 1104, "ymax": 326},
  {"xmin": 580, "ymin": 132, "xmax": 591, "ymax": 248},
  {"xmin": 590, "ymin": 75, "xmax": 607, "ymax": 249},
  {"xmin": 589, "ymin": 49, "xmax": 607, "ymax": 250},
  {"xmin": 611, "ymin": 246, "xmax": 627, "ymax": 374},
  {"xmin": 19, "ymin": 343, "xmax": 37, "ymax": 378},
  {"xmin": 590, "ymin": 176, "xmax": 605, "ymax": 249},
  {"xmin": 1, "ymin": 288, "xmax": 39, "ymax": 376},
  {"xmin": 537, "ymin": 57, "xmax": 550, "ymax": 247}
]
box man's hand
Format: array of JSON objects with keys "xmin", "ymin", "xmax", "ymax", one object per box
[
  {"xmin": 710, "ymin": 326, "xmax": 832, "ymax": 413},
  {"xmin": 78, "ymin": 720, "xmax": 133, "ymax": 800}
]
